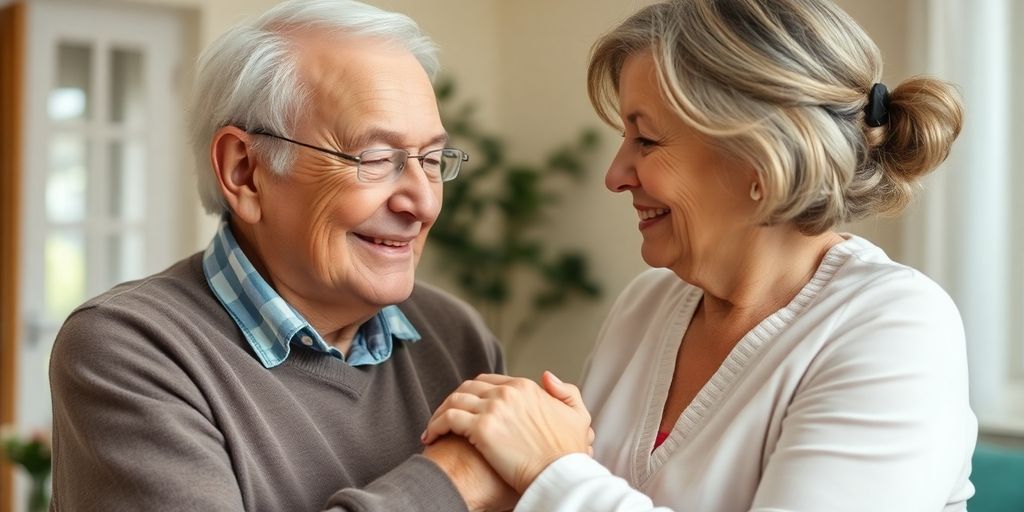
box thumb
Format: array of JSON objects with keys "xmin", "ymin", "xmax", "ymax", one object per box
[{"xmin": 541, "ymin": 371, "xmax": 585, "ymax": 411}]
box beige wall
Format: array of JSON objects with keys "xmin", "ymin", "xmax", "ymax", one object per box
[
  {"xmin": 118, "ymin": 0, "xmax": 918, "ymax": 381},
  {"xmin": 485, "ymin": 0, "xmax": 651, "ymax": 378}
]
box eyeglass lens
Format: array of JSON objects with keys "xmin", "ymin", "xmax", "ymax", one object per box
[{"xmin": 357, "ymin": 148, "xmax": 463, "ymax": 182}]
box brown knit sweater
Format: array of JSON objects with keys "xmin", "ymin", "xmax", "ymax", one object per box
[{"xmin": 49, "ymin": 252, "xmax": 503, "ymax": 511}]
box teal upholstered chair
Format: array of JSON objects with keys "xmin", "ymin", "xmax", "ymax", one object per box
[{"xmin": 968, "ymin": 443, "xmax": 1024, "ymax": 512}]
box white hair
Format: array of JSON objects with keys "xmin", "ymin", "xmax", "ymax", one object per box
[{"xmin": 189, "ymin": 0, "xmax": 440, "ymax": 214}]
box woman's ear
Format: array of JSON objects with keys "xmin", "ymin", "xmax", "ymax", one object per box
[
  {"xmin": 211, "ymin": 125, "xmax": 262, "ymax": 224},
  {"xmin": 746, "ymin": 167, "xmax": 765, "ymax": 203}
]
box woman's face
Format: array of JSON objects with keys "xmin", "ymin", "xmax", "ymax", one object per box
[{"xmin": 606, "ymin": 52, "xmax": 758, "ymax": 278}]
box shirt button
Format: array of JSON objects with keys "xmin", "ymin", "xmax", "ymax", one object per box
[{"xmin": 301, "ymin": 335, "xmax": 314, "ymax": 346}]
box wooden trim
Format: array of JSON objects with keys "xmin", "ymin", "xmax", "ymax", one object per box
[{"xmin": 0, "ymin": 2, "xmax": 25, "ymax": 512}]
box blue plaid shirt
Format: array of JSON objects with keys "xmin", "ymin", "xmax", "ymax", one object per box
[{"xmin": 202, "ymin": 217, "xmax": 421, "ymax": 368}]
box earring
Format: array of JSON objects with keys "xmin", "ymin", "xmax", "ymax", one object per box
[{"xmin": 750, "ymin": 182, "xmax": 762, "ymax": 201}]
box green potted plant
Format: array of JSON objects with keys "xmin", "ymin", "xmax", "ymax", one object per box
[
  {"xmin": 429, "ymin": 77, "xmax": 604, "ymax": 356},
  {"xmin": 1, "ymin": 425, "xmax": 51, "ymax": 512}
]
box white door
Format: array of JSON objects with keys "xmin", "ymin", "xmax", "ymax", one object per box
[{"xmin": 17, "ymin": 0, "xmax": 189, "ymax": 506}]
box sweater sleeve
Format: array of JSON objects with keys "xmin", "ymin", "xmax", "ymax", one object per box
[
  {"xmin": 49, "ymin": 302, "xmax": 473, "ymax": 512},
  {"xmin": 517, "ymin": 454, "xmax": 675, "ymax": 511},
  {"xmin": 49, "ymin": 305, "xmax": 248, "ymax": 511},
  {"xmin": 748, "ymin": 276, "xmax": 976, "ymax": 511},
  {"xmin": 323, "ymin": 455, "xmax": 469, "ymax": 511}
]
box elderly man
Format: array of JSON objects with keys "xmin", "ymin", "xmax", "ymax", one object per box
[{"xmin": 48, "ymin": 1, "xmax": 512, "ymax": 510}]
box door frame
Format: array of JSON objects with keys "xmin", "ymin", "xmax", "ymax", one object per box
[{"xmin": 0, "ymin": 3, "xmax": 26, "ymax": 511}]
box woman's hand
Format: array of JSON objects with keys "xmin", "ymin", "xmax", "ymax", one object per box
[{"xmin": 422, "ymin": 372, "xmax": 594, "ymax": 494}]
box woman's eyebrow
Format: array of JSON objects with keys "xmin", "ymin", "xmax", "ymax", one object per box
[{"xmin": 624, "ymin": 111, "xmax": 648, "ymax": 126}]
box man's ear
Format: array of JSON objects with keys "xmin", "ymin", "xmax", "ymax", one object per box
[{"xmin": 211, "ymin": 125, "xmax": 262, "ymax": 224}]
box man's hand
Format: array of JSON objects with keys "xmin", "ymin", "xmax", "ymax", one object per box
[{"xmin": 422, "ymin": 435, "xmax": 518, "ymax": 512}]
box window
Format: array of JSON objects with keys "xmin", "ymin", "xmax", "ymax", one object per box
[{"xmin": 904, "ymin": 0, "xmax": 1023, "ymax": 433}]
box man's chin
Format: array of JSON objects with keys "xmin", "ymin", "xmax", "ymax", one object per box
[{"xmin": 360, "ymin": 275, "xmax": 416, "ymax": 306}]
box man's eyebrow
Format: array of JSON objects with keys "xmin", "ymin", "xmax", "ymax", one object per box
[{"xmin": 347, "ymin": 129, "xmax": 450, "ymax": 151}]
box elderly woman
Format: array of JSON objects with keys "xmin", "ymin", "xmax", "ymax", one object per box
[{"xmin": 422, "ymin": 0, "xmax": 975, "ymax": 510}]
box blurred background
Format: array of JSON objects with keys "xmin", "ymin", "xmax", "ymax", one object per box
[{"xmin": 0, "ymin": 0, "xmax": 1021, "ymax": 511}]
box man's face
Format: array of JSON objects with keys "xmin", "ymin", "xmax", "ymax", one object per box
[{"xmin": 246, "ymin": 35, "xmax": 445, "ymax": 326}]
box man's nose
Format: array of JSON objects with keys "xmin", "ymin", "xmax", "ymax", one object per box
[{"xmin": 389, "ymin": 158, "xmax": 442, "ymax": 222}]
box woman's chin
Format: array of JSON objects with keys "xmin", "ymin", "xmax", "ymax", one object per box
[{"xmin": 639, "ymin": 243, "xmax": 670, "ymax": 269}]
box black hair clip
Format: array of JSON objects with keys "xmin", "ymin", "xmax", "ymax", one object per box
[{"xmin": 865, "ymin": 82, "xmax": 890, "ymax": 127}]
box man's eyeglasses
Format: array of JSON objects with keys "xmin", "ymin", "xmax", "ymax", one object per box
[{"xmin": 247, "ymin": 129, "xmax": 468, "ymax": 183}]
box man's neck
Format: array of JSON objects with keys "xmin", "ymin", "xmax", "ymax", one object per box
[{"xmin": 228, "ymin": 216, "xmax": 378, "ymax": 356}]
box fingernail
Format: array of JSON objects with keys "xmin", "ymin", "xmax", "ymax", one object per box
[
  {"xmin": 548, "ymin": 371, "xmax": 563, "ymax": 385},
  {"xmin": 420, "ymin": 431, "xmax": 426, "ymax": 442}
]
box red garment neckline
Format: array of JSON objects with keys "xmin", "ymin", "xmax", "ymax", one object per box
[{"xmin": 653, "ymin": 430, "xmax": 670, "ymax": 451}]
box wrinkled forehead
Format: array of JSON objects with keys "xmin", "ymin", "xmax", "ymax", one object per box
[
  {"xmin": 290, "ymin": 32, "xmax": 441, "ymax": 143},
  {"xmin": 617, "ymin": 53, "xmax": 662, "ymax": 114}
]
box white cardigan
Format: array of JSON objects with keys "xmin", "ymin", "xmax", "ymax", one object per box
[{"xmin": 517, "ymin": 236, "xmax": 976, "ymax": 512}]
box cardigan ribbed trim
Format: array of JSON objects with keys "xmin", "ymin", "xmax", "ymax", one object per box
[{"xmin": 635, "ymin": 237, "xmax": 858, "ymax": 486}]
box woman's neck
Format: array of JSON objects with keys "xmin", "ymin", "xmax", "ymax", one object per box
[{"xmin": 685, "ymin": 227, "xmax": 844, "ymax": 331}]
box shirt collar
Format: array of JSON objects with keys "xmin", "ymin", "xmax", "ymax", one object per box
[{"xmin": 202, "ymin": 215, "xmax": 420, "ymax": 368}]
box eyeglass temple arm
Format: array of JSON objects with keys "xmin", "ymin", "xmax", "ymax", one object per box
[{"xmin": 246, "ymin": 128, "xmax": 361, "ymax": 164}]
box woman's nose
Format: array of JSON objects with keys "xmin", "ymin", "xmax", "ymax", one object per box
[{"xmin": 605, "ymin": 142, "xmax": 639, "ymax": 193}]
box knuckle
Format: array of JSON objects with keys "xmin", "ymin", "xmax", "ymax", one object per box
[
  {"xmin": 495, "ymin": 386, "xmax": 515, "ymax": 400},
  {"xmin": 483, "ymin": 398, "xmax": 503, "ymax": 414}
]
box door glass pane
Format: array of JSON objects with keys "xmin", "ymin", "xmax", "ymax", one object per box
[
  {"xmin": 47, "ymin": 133, "xmax": 89, "ymax": 223},
  {"xmin": 110, "ymin": 48, "xmax": 144, "ymax": 124},
  {"xmin": 44, "ymin": 230, "xmax": 86, "ymax": 321},
  {"xmin": 49, "ymin": 43, "xmax": 92, "ymax": 121},
  {"xmin": 108, "ymin": 140, "xmax": 145, "ymax": 221},
  {"xmin": 107, "ymin": 231, "xmax": 144, "ymax": 284}
]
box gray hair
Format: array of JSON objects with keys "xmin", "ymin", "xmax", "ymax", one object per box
[
  {"xmin": 588, "ymin": 0, "xmax": 962, "ymax": 234},
  {"xmin": 189, "ymin": 0, "xmax": 440, "ymax": 214}
]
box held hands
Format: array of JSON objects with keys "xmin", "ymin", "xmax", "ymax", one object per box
[
  {"xmin": 421, "ymin": 372, "xmax": 595, "ymax": 494},
  {"xmin": 422, "ymin": 435, "xmax": 518, "ymax": 512}
]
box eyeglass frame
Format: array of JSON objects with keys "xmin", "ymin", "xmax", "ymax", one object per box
[{"xmin": 245, "ymin": 128, "xmax": 469, "ymax": 183}]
